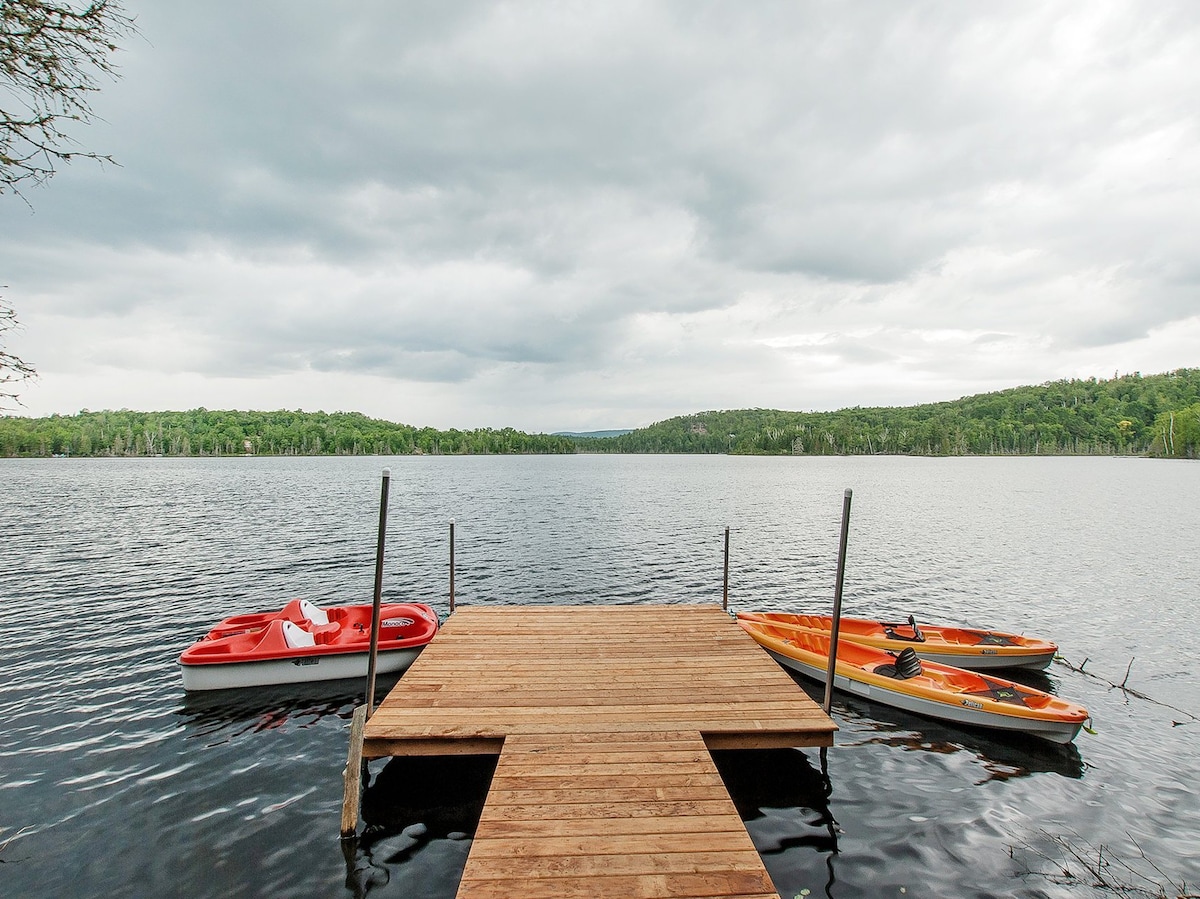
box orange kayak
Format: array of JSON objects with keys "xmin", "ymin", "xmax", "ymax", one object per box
[
  {"xmin": 179, "ymin": 598, "xmax": 438, "ymax": 691},
  {"xmin": 738, "ymin": 618, "xmax": 1088, "ymax": 744},
  {"xmin": 736, "ymin": 611, "xmax": 1057, "ymax": 670}
]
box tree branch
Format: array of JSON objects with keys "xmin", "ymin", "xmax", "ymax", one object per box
[{"xmin": 1, "ymin": 0, "xmax": 135, "ymax": 195}]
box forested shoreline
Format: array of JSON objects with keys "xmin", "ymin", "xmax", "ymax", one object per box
[
  {"xmin": 2, "ymin": 369, "xmax": 1198, "ymax": 459},
  {"xmin": 579, "ymin": 370, "xmax": 1200, "ymax": 459},
  {"xmin": 0, "ymin": 409, "xmax": 576, "ymax": 457}
]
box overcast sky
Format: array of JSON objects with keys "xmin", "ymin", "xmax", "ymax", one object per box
[{"xmin": 3, "ymin": 1, "xmax": 1198, "ymax": 432}]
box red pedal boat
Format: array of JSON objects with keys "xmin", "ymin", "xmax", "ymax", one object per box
[{"xmin": 179, "ymin": 598, "xmax": 438, "ymax": 691}]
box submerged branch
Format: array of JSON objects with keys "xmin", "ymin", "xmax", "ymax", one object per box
[
  {"xmin": 1120, "ymin": 658, "xmax": 1136, "ymax": 689},
  {"xmin": 1056, "ymin": 655, "xmax": 1198, "ymax": 724},
  {"xmin": 1009, "ymin": 828, "xmax": 1198, "ymax": 898},
  {"xmin": 0, "ymin": 825, "xmax": 32, "ymax": 861}
]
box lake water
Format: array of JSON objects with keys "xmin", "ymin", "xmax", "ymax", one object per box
[{"xmin": 1, "ymin": 454, "xmax": 1197, "ymax": 898}]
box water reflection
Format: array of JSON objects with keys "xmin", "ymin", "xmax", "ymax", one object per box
[
  {"xmin": 360, "ymin": 755, "xmax": 497, "ymax": 841},
  {"xmin": 712, "ymin": 748, "xmax": 838, "ymax": 847},
  {"xmin": 712, "ymin": 747, "xmax": 839, "ymax": 897},
  {"xmin": 781, "ymin": 670, "xmax": 1086, "ymax": 781},
  {"xmin": 832, "ymin": 696, "xmax": 1086, "ymax": 781},
  {"xmin": 346, "ymin": 755, "xmax": 498, "ymax": 899},
  {"xmin": 174, "ymin": 677, "xmax": 390, "ymax": 743}
]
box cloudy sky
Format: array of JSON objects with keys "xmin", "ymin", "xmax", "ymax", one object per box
[{"xmin": 2, "ymin": 1, "xmax": 1198, "ymax": 432}]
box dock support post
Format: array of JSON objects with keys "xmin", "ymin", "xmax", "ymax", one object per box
[
  {"xmin": 449, "ymin": 518, "xmax": 456, "ymax": 614},
  {"xmin": 365, "ymin": 468, "xmax": 391, "ymax": 717},
  {"xmin": 823, "ymin": 488, "xmax": 853, "ymax": 714},
  {"xmin": 340, "ymin": 704, "xmax": 368, "ymax": 839},
  {"xmin": 722, "ymin": 525, "xmax": 731, "ymax": 611}
]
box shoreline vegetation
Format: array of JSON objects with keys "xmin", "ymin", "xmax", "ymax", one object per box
[{"xmin": 1, "ymin": 369, "xmax": 1197, "ymax": 460}]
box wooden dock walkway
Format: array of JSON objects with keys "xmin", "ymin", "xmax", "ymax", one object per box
[{"xmin": 362, "ymin": 604, "xmax": 836, "ymax": 898}]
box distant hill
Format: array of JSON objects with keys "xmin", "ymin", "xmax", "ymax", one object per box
[
  {"xmin": 552, "ymin": 429, "xmax": 633, "ymax": 439},
  {"xmin": 2, "ymin": 369, "xmax": 1197, "ymax": 458},
  {"xmin": 571, "ymin": 369, "xmax": 1200, "ymax": 459}
]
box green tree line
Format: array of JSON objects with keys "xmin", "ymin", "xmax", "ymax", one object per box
[
  {"xmin": 0, "ymin": 409, "xmax": 576, "ymax": 457},
  {"xmin": 575, "ymin": 369, "xmax": 1200, "ymax": 459},
  {"xmin": 3, "ymin": 369, "xmax": 1198, "ymax": 459}
]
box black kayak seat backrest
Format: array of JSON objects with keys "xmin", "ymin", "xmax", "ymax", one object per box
[{"xmin": 873, "ymin": 647, "xmax": 923, "ymax": 680}]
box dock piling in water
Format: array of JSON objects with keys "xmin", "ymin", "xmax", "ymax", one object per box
[{"xmin": 339, "ymin": 704, "xmax": 368, "ymax": 839}]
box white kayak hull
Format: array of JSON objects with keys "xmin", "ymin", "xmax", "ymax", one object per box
[
  {"xmin": 763, "ymin": 647, "xmax": 1083, "ymax": 745},
  {"xmin": 179, "ymin": 646, "xmax": 423, "ymax": 691},
  {"xmin": 912, "ymin": 649, "xmax": 1057, "ymax": 671}
]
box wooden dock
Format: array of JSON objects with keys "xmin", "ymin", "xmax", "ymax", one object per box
[{"xmin": 361, "ymin": 604, "xmax": 836, "ymax": 898}]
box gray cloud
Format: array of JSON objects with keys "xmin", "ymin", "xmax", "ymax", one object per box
[{"xmin": 2, "ymin": 0, "xmax": 1198, "ymax": 429}]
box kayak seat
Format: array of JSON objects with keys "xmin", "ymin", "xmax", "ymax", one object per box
[
  {"xmin": 874, "ymin": 647, "xmax": 923, "ymax": 679},
  {"xmin": 882, "ymin": 615, "xmax": 926, "ymax": 643}
]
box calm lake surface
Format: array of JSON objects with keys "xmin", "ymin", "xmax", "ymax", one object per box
[{"xmin": 1, "ymin": 454, "xmax": 1198, "ymax": 898}]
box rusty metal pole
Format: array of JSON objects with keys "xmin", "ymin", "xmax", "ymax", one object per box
[
  {"xmin": 822, "ymin": 488, "xmax": 853, "ymax": 715},
  {"xmin": 365, "ymin": 468, "xmax": 391, "ymax": 717}
]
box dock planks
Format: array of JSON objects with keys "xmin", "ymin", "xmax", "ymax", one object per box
[{"xmin": 362, "ymin": 604, "xmax": 835, "ymax": 898}]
